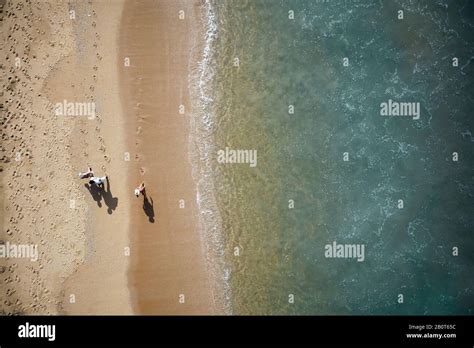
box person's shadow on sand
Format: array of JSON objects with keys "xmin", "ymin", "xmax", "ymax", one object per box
[
  {"xmin": 84, "ymin": 177, "xmax": 118, "ymax": 214},
  {"xmin": 102, "ymin": 177, "xmax": 118, "ymax": 214},
  {"xmin": 84, "ymin": 183, "xmax": 102, "ymax": 207},
  {"xmin": 142, "ymin": 191, "xmax": 155, "ymax": 223}
]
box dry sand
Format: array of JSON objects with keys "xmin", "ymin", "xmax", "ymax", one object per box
[
  {"xmin": 1, "ymin": 0, "xmax": 90, "ymax": 314},
  {"xmin": 60, "ymin": 0, "xmax": 132, "ymax": 315},
  {"xmin": 1, "ymin": 0, "xmax": 132, "ymax": 314},
  {"xmin": 1, "ymin": 0, "xmax": 219, "ymax": 315}
]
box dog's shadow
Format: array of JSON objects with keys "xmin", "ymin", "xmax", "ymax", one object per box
[
  {"xmin": 102, "ymin": 178, "xmax": 118, "ymax": 214},
  {"xmin": 143, "ymin": 192, "xmax": 155, "ymax": 223}
]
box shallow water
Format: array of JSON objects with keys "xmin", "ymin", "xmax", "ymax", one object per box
[{"xmin": 192, "ymin": 0, "xmax": 474, "ymax": 314}]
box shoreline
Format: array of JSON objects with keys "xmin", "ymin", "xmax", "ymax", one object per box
[{"xmin": 187, "ymin": 0, "xmax": 232, "ymax": 314}]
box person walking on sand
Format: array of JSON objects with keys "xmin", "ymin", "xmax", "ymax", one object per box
[
  {"xmin": 89, "ymin": 175, "xmax": 108, "ymax": 188},
  {"xmin": 78, "ymin": 166, "xmax": 94, "ymax": 179},
  {"xmin": 134, "ymin": 182, "xmax": 145, "ymax": 197}
]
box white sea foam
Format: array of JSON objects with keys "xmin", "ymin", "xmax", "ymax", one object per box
[{"xmin": 187, "ymin": 0, "xmax": 233, "ymax": 315}]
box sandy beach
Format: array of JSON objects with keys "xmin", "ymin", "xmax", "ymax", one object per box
[
  {"xmin": 1, "ymin": 0, "xmax": 92, "ymax": 314},
  {"xmin": 60, "ymin": 0, "xmax": 132, "ymax": 314},
  {"xmin": 120, "ymin": 0, "xmax": 218, "ymax": 314},
  {"xmin": 1, "ymin": 0, "xmax": 217, "ymax": 314}
]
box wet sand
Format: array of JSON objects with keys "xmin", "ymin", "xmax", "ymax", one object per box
[{"xmin": 119, "ymin": 0, "xmax": 218, "ymax": 314}]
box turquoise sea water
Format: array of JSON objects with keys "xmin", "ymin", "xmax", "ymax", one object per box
[{"xmin": 192, "ymin": 0, "xmax": 474, "ymax": 314}]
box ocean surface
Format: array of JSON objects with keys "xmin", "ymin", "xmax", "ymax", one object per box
[{"xmin": 190, "ymin": 0, "xmax": 474, "ymax": 315}]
